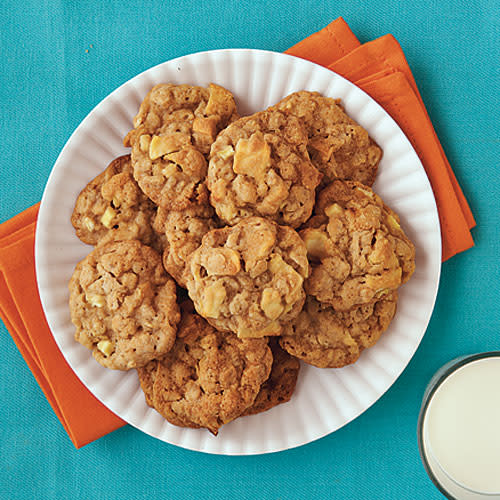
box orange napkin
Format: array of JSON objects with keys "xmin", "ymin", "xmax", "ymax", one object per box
[
  {"xmin": 0, "ymin": 204, "xmax": 125, "ymax": 448},
  {"xmin": 0, "ymin": 17, "xmax": 474, "ymax": 448},
  {"xmin": 287, "ymin": 17, "xmax": 475, "ymax": 260}
]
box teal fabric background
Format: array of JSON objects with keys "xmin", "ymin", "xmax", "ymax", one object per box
[{"xmin": 0, "ymin": 1, "xmax": 499, "ymax": 498}]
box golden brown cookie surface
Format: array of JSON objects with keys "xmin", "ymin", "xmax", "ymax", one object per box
[
  {"xmin": 274, "ymin": 91, "xmax": 382, "ymax": 186},
  {"xmin": 242, "ymin": 338, "xmax": 300, "ymax": 416},
  {"xmin": 137, "ymin": 359, "xmax": 158, "ymax": 407},
  {"xmin": 69, "ymin": 240, "xmax": 180, "ymax": 370},
  {"xmin": 302, "ymin": 180, "xmax": 415, "ymax": 311},
  {"xmin": 153, "ymin": 187, "xmax": 219, "ymax": 288},
  {"xmin": 208, "ymin": 109, "xmax": 322, "ymax": 228},
  {"xmin": 280, "ymin": 293, "xmax": 397, "ymax": 368},
  {"xmin": 151, "ymin": 312, "xmax": 272, "ymax": 434},
  {"xmin": 186, "ymin": 217, "xmax": 309, "ymax": 338},
  {"xmin": 124, "ymin": 83, "xmax": 238, "ymax": 209},
  {"xmin": 71, "ymin": 155, "xmax": 162, "ymax": 250}
]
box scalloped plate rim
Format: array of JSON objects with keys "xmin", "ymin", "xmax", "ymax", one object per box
[{"xmin": 35, "ymin": 48, "xmax": 442, "ymax": 455}]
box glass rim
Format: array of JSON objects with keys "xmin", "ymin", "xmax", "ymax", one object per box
[{"xmin": 417, "ymin": 351, "xmax": 500, "ymax": 499}]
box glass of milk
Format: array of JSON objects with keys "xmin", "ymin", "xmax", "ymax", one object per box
[{"xmin": 418, "ymin": 352, "xmax": 500, "ymax": 499}]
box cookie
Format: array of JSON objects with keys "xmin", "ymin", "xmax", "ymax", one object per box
[
  {"xmin": 151, "ymin": 311, "xmax": 272, "ymax": 434},
  {"xmin": 153, "ymin": 186, "xmax": 219, "ymax": 288},
  {"xmin": 124, "ymin": 83, "xmax": 238, "ymax": 209},
  {"xmin": 280, "ymin": 293, "xmax": 397, "ymax": 368},
  {"xmin": 69, "ymin": 240, "xmax": 180, "ymax": 370},
  {"xmin": 242, "ymin": 338, "xmax": 300, "ymax": 416},
  {"xmin": 186, "ymin": 217, "xmax": 309, "ymax": 338},
  {"xmin": 71, "ymin": 155, "xmax": 162, "ymax": 250},
  {"xmin": 137, "ymin": 359, "xmax": 158, "ymax": 407},
  {"xmin": 207, "ymin": 109, "xmax": 322, "ymax": 228},
  {"xmin": 301, "ymin": 180, "xmax": 415, "ymax": 311},
  {"xmin": 274, "ymin": 91, "xmax": 382, "ymax": 186}
]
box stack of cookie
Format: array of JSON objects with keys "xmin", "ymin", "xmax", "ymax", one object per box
[{"xmin": 69, "ymin": 83, "xmax": 415, "ymax": 434}]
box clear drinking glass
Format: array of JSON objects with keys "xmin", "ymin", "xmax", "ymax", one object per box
[{"xmin": 418, "ymin": 352, "xmax": 500, "ymax": 500}]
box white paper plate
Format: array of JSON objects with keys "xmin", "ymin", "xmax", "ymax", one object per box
[{"xmin": 35, "ymin": 49, "xmax": 441, "ymax": 455}]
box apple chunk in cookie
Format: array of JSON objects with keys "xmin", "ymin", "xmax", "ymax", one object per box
[
  {"xmin": 208, "ymin": 109, "xmax": 322, "ymax": 228},
  {"xmin": 185, "ymin": 217, "xmax": 309, "ymax": 338},
  {"xmin": 124, "ymin": 83, "xmax": 238, "ymax": 209},
  {"xmin": 69, "ymin": 240, "xmax": 180, "ymax": 370},
  {"xmin": 301, "ymin": 180, "xmax": 415, "ymax": 311}
]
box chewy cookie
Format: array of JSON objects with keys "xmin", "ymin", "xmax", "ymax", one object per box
[
  {"xmin": 242, "ymin": 338, "xmax": 300, "ymax": 416},
  {"xmin": 207, "ymin": 109, "xmax": 322, "ymax": 228},
  {"xmin": 151, "ymin": 311, "xmax": 272, "ymax": 434},
  {"xmin": 280, "ymin": 294, "xmax": 397, "ymax": 368},
  {"xmin": 137, "ymin": 359, "xmax": 158, "ymax": 407},
  {"xmin": 274, "ymin": 91, "xmax": 382, "ymax": 186},
  {"xmin": 153, "ymin": 187, "xmax": 219, "ymax": 288},
  {"xmin": 124, "ymin": 83, "xmax": 238, "ymax": 209},
  {"xmin": 71, "ymin": 155, "xmax": 162, "ymax": 250},
  {"xmin": 301, "ymin": 180, "xmax": 415, "ymax": 311},
  {"xmin": 186, "ymin": 217, "xmax": 309, "ymax": 338},
  {"xmin": 69, "ymin": 240, "xmax": 180, "ymax": 370}
]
